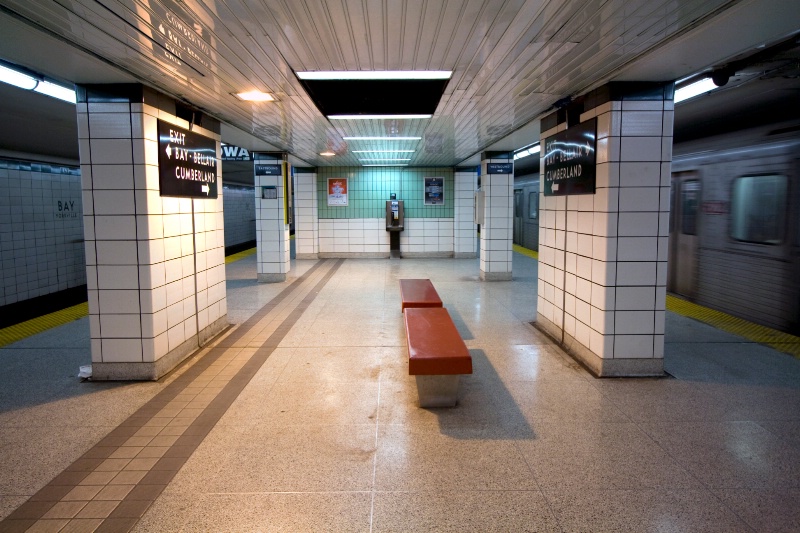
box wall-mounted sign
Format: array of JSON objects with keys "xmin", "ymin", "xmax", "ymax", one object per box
[
  {"xmin": 486, "ymin": 163, "xmax": 513, "ymax": 174},
  {"xmin": 221, "ymin": 144, "xmax": 252, "ymax": 161},
  {"xmin": 424, "ymin": 177, "xmax": 444, "ymax": 205},
  {"xmin": 261, "ymin": 186, "xmax": 277, "ymax": 199},
  {"xmin": 255, "ymin": 163, "xmax": 282, "ymax": 176},
  {"xmin": 543, "ymin": 118, "xmax": 597, "ymax": 196},
  {"xmin": 157, "ymin": 120, "xmax": 218, "ymax": 198},
  {"xmin": 327, "ymin": 178, "xmax": 348, "ymax": 206},
  {"xmin": 148, "ymin": 4, "xmax": 212, "ymax": 76}
]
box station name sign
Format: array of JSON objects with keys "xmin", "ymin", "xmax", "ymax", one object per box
[
  {"xmin": 254, "ymin": 163, "xmax": 282, "ymax": 176},
  {"xmin": 157, "ymin": 120, "xmax": 218, "ymax": 198},
  {"xmin": 543, "ymin": 118, "xmax": 597, "ymax": 196},
  {"xmin": 486, "ymin": 163, "xmax": 513, "ymax": 174}
]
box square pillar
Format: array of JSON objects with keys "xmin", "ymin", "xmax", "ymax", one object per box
[
  {"xmin": 254, "ymin": 153, "xmax": 291, "ymax": 282},
  {"xmin": 454, "ymin": 167, "xmax": 478, "ymax": 258},
  {"xmin": 294, "ymin": 167, "xmax": 319, "ymax": 259},
  {"xmin": 479, "ymin": 154, "xmax": 513, "ymax": 281},
  {"xmin": 536, "ymin": 82, "xmax": 673, "ymax": 377},
  {"xmin": 77, "ymin": 84, "xmax": 228, "ymax": 380}
]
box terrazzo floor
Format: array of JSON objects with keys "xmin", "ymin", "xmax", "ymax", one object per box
[{"xmin": 1, "ymin": 252, "xmax": 800, "ymax": 532}]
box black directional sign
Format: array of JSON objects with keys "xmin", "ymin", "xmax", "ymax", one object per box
[
  {"xmin": 543, "ymin": 118, "xmax": 597, "ymax": 196},
  {"xmin": 157, "ymin": 120, "xmax": 218, "ymax": 198}
]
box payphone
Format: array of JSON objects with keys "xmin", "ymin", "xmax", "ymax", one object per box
[{"xmin": 385, "ymin": 194, "xmax": 404, "ymax": 257}]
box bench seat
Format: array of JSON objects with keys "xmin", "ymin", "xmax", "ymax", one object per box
[
  {"xmin": 404, "ymin": 307, "xmax": 472, "ymax": 407},
  {"xmin": 399, "ymin": 278, "xmax": 442, "ymax": 312}
]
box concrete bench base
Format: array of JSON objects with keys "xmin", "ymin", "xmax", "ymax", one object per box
[{"xmin": 415, "ymin": 374, "xmax": 461, "ymax": 408}]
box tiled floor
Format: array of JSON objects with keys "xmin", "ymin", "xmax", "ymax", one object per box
[{"xmin": 2, "ymin": 252, "xmax": 800, "ymax": 532}]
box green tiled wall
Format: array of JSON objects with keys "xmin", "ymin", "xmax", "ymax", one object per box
[{"xmin": 317, "ymin": 167, "xmax": 454, "ymax": 219}]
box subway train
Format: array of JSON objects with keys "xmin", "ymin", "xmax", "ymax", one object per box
[{"xmin": 514, "ymin": 122, "xmax": 800, "ymax": 334}]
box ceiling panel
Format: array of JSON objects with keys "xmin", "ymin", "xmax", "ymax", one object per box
[{"xmin": 0, "ymin": 0, "xmax": 796, "ymax": 169}]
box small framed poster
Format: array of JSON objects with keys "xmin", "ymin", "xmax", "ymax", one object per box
[
  {"xmin": 424, "ymin": 177, "xmax": 444, "ymax": 205},
  {"xmin": 327, "ymin": 178, "xmax": 348, "ymax": 206}
]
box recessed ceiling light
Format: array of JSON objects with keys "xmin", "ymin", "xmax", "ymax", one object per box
[
  {"xmin": 234, "ymin": 90, "xmax": 275, "ymax": 102},
  {"xmin": 352, "ymin": 150, "xmax": 415, "ymax": 153},
  {"xmin": 0, "ymin": 63, "xmax": 37, "ymax": 90},
  {"xmin": 674, "ymin": 78, "xmax": 717, "ymax": 104},
  {"xmin": 320, "ymin": 151, "xmax": 336, "ymax": 156},
  {"xmin": 297, "ymin": 71, "xmax": 452, "ymax": 80},
  {"xmin": 329, "ymin": 114, "xmax": 432, "ymax": 120},
  {"xmin": 343, "ymin": 136, "xmax": 422, "ymax": 141},
  {"xmin": 363, "ymin": 164, "xmax": 409, "ymax": 167},
  {"xmin": 359, "ymin": 158, "xmax": 412, "ymax": 161},
  {"xmin": 34, "ymin": 80, "xmax": 76, "ymax": 103}
]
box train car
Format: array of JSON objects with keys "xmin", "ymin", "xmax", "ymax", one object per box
[
  {"xmin": 513, "ymin": 173, "xmax": 540, "ymax": 251},
  {"xmin": 670, "ymin": 123, "xmax": 800, "ymax": 334}
]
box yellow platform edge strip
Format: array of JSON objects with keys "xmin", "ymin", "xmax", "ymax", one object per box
[
  {"xmin": 666, "ymin": 294, "xmax": 800, "ymax": 359},
  {"xmin": 0, "ymin": 302, "xmax": 89, "ymax": 348},
  {"xmin": 224, "ymin": 247, "xmax": 257, "ymax": 264},
  {"xmin": 513, "ymin": 243, "xmax": 539, "ymax": 260}
]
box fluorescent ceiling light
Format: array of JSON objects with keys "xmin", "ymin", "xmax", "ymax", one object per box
[
  {"xmin": 320, "ymin": 151, "xmax": 336, "ymax": 156},
  {"xmin": 352, "ymin": 150, "xmax": 415, "ymax": 153},
  {"xmin": 297, "ymin": 70, "xmax": 451, "ymax": 80},
  {"xmin": 329, "ymin": 114, "xmax": 432, "ymax": 120},
  {"xmin": 0, "ymin": 63, "xmax": 37, "ymax": 90},
  {"xmin": 343, "ymin": 136, "xmax": 421, "ymax": 141},
  {"xmin": 34, "ymin": 80, "xmax": 76, "ymax": 103},
  {"xmin": 359, "ymin": 158, "xmax": 412, "ymax": 161},
  {"xmin": 235, "ymin": 90, "xmax": 275, "ymax": 102},
  {"xmin": 513, "ymin": 144, "xmax": 541, "ymax": 160},
  {"xmin": 363, "ymin": 164, "xmax": 409, "ymax": 167},
  {"xmin": 674, "ymin": 77, "xmax": 718, "ymax": 104}
]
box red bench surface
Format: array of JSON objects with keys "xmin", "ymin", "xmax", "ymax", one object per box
[
  {"xmin": 405, "ymin": 307, "xmax": 472, "ymax": 375},
  {"xmin": 399, "ymin": 279, "xmax": 443, "ymax": 311}
]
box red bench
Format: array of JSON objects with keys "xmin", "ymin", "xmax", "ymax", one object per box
[
  {"xmin": 399, "ymin": 278, "xmax": 442, "ymax": 312},
  {"xmin": 404, "ymin": 307, "xmax": 472, "ymax": 407}
]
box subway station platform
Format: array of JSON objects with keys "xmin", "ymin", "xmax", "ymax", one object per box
[{"xmin": 1, "ymin": 251, "xmax": 800, "ymax": 532}]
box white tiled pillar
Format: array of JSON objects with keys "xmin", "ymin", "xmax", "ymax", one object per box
[
  {"xmin": 454, "ymin": 167, "xmax": 478, "ymax": 258},
  {"xmin": 536, "ymin": 82, "xmax": 673, "ymax": 377},
  {"xmin": 77, "ymin": 85, "xmax": 227, "ymax": 380},
  {"xmin": 479, "ymin": 154, "xmax": 513, "ymax": 281},
  {"xmin": 294, "ymin": 167, "xmax": 319, "ymax": 259},
  {"xmin": 254, "ymin": 153, "xmax": 291, "ymax": 282}
]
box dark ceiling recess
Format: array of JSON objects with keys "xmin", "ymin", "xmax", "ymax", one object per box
[{"xmin": 296, "ymin": 78, "xmax": 450, "ymax": 116}]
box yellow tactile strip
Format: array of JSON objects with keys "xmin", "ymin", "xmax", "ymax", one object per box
[
  {"xmin": 0, "ymin": 302, "xmax": 89, "ymax": 349},
  {"xmin": 0, "ymin": 258, "xmax": 344, "ymax": 533},
  {"xmin": 0, "ymin": 250, "xmax": 258, "ymax": 348},
  {"xmin": 512, "ymin": 243, "xmax": 539, "ymax": 260},
  {"xmin": 666, "ymin": 295, "xmax": 800, "ymax": 359}
]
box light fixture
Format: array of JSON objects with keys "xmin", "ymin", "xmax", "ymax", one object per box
[
  {"xmin": 0, "ymin": 63, "xmax": 37, "ymax": 90},
  {"xmin": 234, "ymin": 90, "xmax": 275, "ymax": 102},
  {"xmin": 329, "ymin": 114, "xmax": 432, "ymax": 120},
  {"xmin": 296, "ymin": 70, "xmax": 452, "ymax": 80},
  {"xmin": 352, "ymin": 150, "xmax": 415, "ymax": 153},
  {"xmin": 359, "ymin": 158, "xmax": 411, "ymax": 161},
  {"xmin": 513, "ymin": 143, "xmax": 541, "ymax": 160},
  {"xmin": 0, "ymin": 61, "xmax": 77, "ymax": 103},
  {"xmin": 320, "ymin": 150, "xmax": 336, "ymax": 157},
  {"xmin": 674, "ymin": 77, "xmax": 718, "ymax": 104},
  {"xmin": 363, "ymin": 164, "xmax": 409, "ymax": 167},
  {"xmin": 343, "ymin": 136, "xmax": 422, "ymax": 141}
]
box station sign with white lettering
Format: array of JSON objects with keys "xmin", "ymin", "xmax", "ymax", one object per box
[
  {"xmin": 254, "ymin": 163, "xmax": 282, "ymax": 176},
  {"xmin": 157, "ymin": 120, "xmax": 218, "ymax": 198},
  {"xmin": 221, "ymin": 144, "xmax": 252, "ymax": 161},
  {"xmin": 486, "ymin": 163, "xmax": 513, "ymax": 174},
  {"xmin": 543, "ymin": 118, "xmax": 597, "ymax": 196}
]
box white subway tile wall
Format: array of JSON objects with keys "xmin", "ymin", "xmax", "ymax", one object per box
[
  {"xmin": 480, "ymin": 161, "xmax": 513, "ymax": 279},
  {"xmin": 0, "ymin": 161, "xmax": 85, "ymax": 306},
  {"xmin": 454, "ymin": 170, "xmax": 478, "ymax": 256},
  {"xmin": 294, "ymin": 169, "xmax": 319, "ymax": 258},
  {"xmin": 222, "ymin": 185, "xmax": 256, "ymax": 247},
  {"xmin": 77, "ymin": 101, "xmax": 226, "ymax": 370},
  {"xmin": 255, "ymin": 170, "xmax": 290, "ymax": 278},
  {"xmin": 538, "ymin": 99, "xmax": 672, "ymax": 363}
]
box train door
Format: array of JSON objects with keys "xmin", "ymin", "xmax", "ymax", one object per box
[
  {"xmin": 668, "ymin": 173, "xmax": 701, "ymax": 298},
  {"xmin": 513, "ymin": 189, "xmax": 523, "ymax": 245}
]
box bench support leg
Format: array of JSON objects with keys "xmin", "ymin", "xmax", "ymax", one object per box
[{"xmin": 415, "ymin": 375, "xmax": 461, "ymax": 408}]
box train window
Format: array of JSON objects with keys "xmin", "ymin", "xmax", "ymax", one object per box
[
  {"xmin": 529, "ymin": 192, "xmax": 538, "ymax": 219},
  {"xmin": 731, "ymin": 175, "xmax": 787, "ymax": 244},
  {"xmin": 514, "ymin": 191, "xmax": 522, "ymax": 218},
  {"xmin": 681, "ymin": 180, "xmax": 700, "ymax": 235}
]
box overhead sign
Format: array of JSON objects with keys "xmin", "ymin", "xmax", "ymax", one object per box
[
  {"xmin": 221, "ymin": 144, "xmax": 252, "ymax": 161},
  {"xmin": 486, "ymin": 163, "xmax": 513, "ymax": 174},
  {"xmin": 157, "ymin": 120, "xmax": 218, "ymax": 198},
  {"xmin": 255, "ymin": 163, "xmax": 282, "ymax": 176},
  {"xmin": 543, "ymin": 118, "xmax": 597, "ymax": 196}
]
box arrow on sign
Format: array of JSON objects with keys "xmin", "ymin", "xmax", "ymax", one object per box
[
  {"xmin": 201, "ymin": 184, "xmax": 210, "ymax": 195},
  {"xmin": 165, "ymin": 144, "xmax": 172, "ymax": 158}
]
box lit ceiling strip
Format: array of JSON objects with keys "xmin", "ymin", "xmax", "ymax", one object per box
[
  {"xmin": 297, "ymin": 70, "xmax": 452, "ymax": 80},
  {"xmin": 343, "ymin": 136, "xmax": 422, "ymax": 140},
  {"xmin": 329, "ymin": 114, "xmax": 432, "ymax": 120}
]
